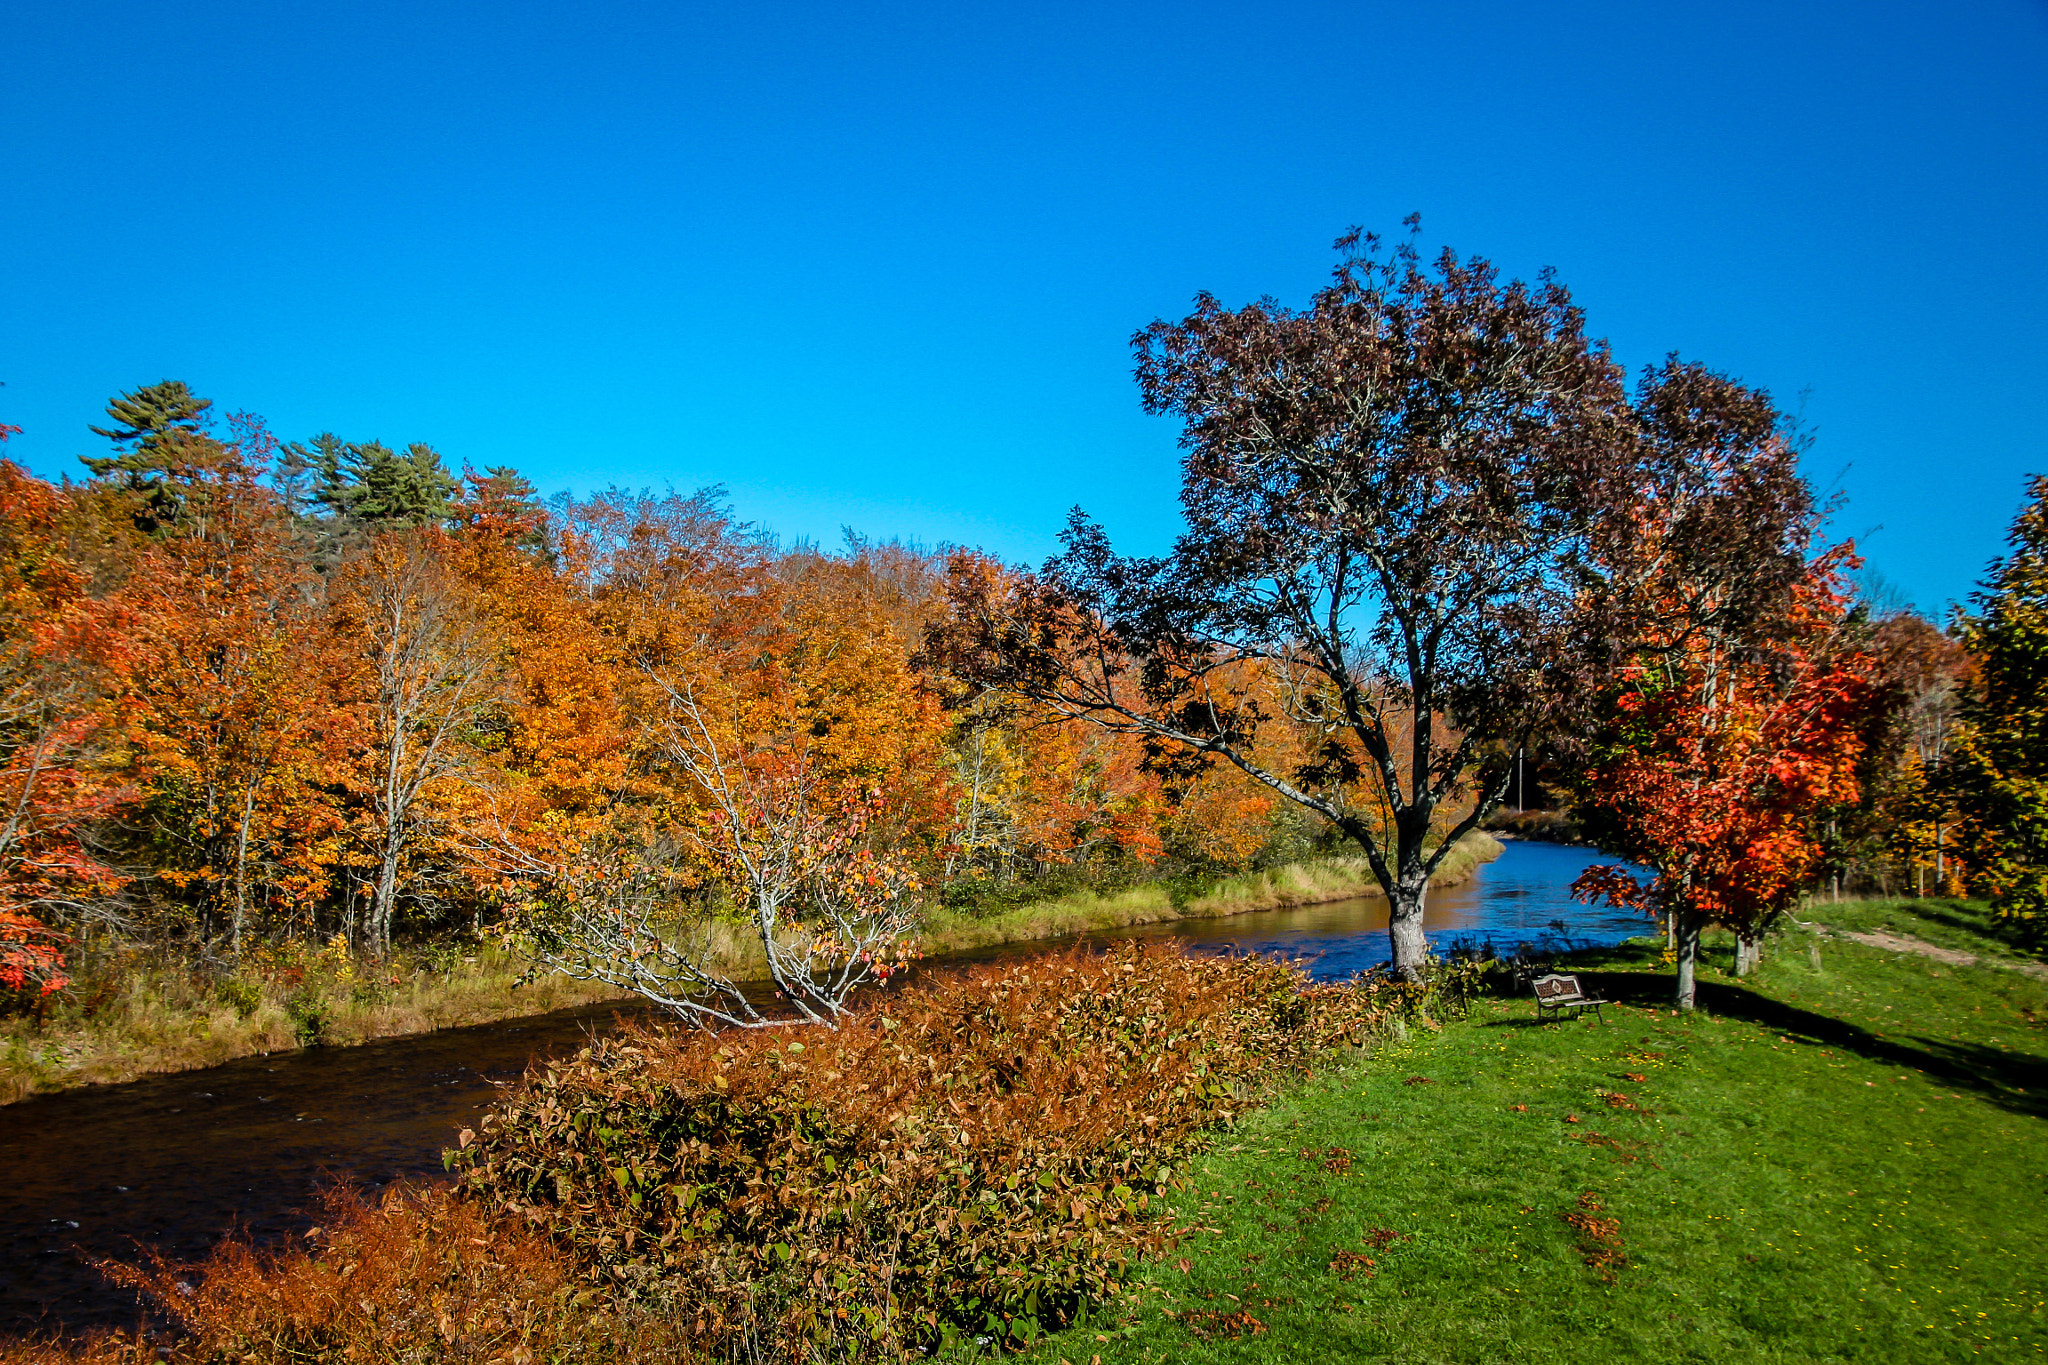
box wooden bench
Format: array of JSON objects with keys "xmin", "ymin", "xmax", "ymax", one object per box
[{"xmin": 1531, "ymin": 972, "xmax": 1609, "ymax": 1024}]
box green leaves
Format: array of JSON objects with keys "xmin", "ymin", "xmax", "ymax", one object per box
[{"xmin": 1951, "ymin": 475, "xmax": 2048, "ymax": 946}]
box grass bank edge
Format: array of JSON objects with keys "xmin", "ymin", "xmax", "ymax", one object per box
[{"xmin": 0, "ymin": 832, "xmax": 1501, "ymax": 1104}]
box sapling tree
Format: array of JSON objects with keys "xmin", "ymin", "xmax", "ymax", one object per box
[
  {"xmin": 517, "ymin": 688, "xmax": 918, "ymax": 1029},
  {"xmin": 510, "ymin": 491, "xmax": 925, "ymax": 1027}
]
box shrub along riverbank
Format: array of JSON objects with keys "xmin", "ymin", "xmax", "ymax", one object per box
[
  {"xmin": 0, "ymin": 834, "xmax": 1501, "ymax": 1104},
  {"xmin": 0, "ymin": 942, "xmax": 1411, "ymax": 1364}
]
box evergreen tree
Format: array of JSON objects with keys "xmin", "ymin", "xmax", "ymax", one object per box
[
  {"xmin": 81, "ymin": 381, "xmax": 232, "ymax": 534},
  {"xmin": 1949, "ymin": 474, "xmax": 2048, "ymax": 947},
  {"xmin": 334, "ymin": 442, "xmax": 457, "ymax": 525},
  {"xmin": 83, "ymin": 379, "xmax": 213, "ymax": 466}
]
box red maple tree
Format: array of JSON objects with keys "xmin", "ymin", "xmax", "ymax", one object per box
[{"xmin": 1572, "ymin": 553, "xmax": 1880, "ymax": 1008}]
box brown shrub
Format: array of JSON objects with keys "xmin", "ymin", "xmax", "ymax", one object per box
[
  {"xmin": 0, "ymin": 1185, "xmax": 692, "ymax": 1365},
  {"xmin": 450, "ymin": 941, "xmax": 1393, "ymax": 1358}
]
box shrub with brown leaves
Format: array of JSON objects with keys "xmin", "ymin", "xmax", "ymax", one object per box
[
  {"xmin": 450, "ymin": 941, "xmax": 1393, "ymax": 1358},
  {"xmin": 0, "ymin": 1185, "xmax": 690, "ymax": 1365}
]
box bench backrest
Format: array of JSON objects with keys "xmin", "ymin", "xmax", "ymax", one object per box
[{"xmin": 1533, "ymin": 973, "xmax": 1583, "ymax": 1002}]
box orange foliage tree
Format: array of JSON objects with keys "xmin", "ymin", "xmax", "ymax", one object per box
[
  {"xmin": 118, "ymin": 423, "xmax": 345, "ymax": 955},
  {"xmin": 0, "ymin": 445, "xmax": 135, "ymax": 996},
  {"xmin": 506, "ymin": 492, "xmax": 946, "ymax": 1026},
  {"xmin": 1571, "ymin": 554, "xmax": 1881, "ymax": 1008}
]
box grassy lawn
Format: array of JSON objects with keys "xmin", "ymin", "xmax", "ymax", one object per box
[{"xmin": 1018, "ymin": 900, "xmax": 2047, "ymax": 1363}]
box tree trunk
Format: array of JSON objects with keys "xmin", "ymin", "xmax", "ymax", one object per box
[
  {"xmin": 231, "ymin": 786, "xmax": 258, "ymax": 960},
  {"xmin": 371, "ymin": 835, "xmax": 402, "ymax": 959},
  {"xmin": 1388, "ymin": 874, "xmax": 1429, "ymax": 980},
  {"xmin": 1733, "ymin": 932, "xmax": 1760, "ymax": 977},
  {"xmin": 1674, "ymin": 913, "xmax": 1702, "ymax": 1010}
]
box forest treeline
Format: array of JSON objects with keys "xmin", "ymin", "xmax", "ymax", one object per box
[
  {"xmin": 0, "ymin": 382, "xmax": 1341, "ymax": 1005},
  {"xmin": 0, "ymin": 378, "xmax": 2029, "ymax": 1015}
]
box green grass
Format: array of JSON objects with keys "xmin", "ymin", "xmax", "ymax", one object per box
[
  {"xmin": 1013, "ymin": 899, "xmax": 2048, "ymax": 1363},
  {"xmin": 1794, "ymin": 894, "xmax": 2047, "ymax": 974}
]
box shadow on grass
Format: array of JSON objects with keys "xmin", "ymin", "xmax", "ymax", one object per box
[{"xmin": 1480, "ymin": 940, "xmax": 2047, "ymax": 1121}]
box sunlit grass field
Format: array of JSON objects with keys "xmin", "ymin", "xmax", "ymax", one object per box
[{"xmin": 1015, "ymin": 899, "xmax": 2046, "ymax": 1363}]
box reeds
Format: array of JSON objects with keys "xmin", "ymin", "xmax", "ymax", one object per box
[
  {"xmin": 916, "ymin": 831, "xmax": 1502, "ymax": 950},
  {"xmin": 0, "ymin": 940, "xmax": 625, "ymax": 1104}
]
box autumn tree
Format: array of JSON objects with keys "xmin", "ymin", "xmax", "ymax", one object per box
[
  {"xmin": 0, "ymin": 445, "xmax": 134, "ymax": 996},
  {"xmin": 439, "ymin": 472, "xmax": 631, "ymax": 910},
  {"xmin": 511, "ymin": 492, "xmax": 940, "ymax": 1026},
  {"xmin": 1558, "ymin": 358, "xmax": 1873, "ymax": 1004},
  {"xmin": 332, "ymin": 531, "xmax": 508, "ymax": 956},
  {"xmin": 1949, "ymin": 476, "xmax": 2048, "ymax": 947},
  {"xmin": 1571, "ymin": 556, "xmax": 1879, "ymax": 1006},
  {"xmin": 1862, "ymin": 611, "xmax": 1969, "ymax": 896},
  {"xmin": 929, "ymin": 224, "xmax": 1652, "ymax": 978},
  {"xmin": 118, "ymin": 429, "xmax": 340, "ymax": 956}
]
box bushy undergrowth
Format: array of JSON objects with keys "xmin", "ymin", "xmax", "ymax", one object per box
[
  {"xmin": 448, "ymin": 942, "xmax": 1399, "ymax": 1360},
  {"xmin": 0, "ymin": 1184, "xmax": 688, "ymax": 1365}
]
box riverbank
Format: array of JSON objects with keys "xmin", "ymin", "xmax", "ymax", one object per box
[
  {"xmin": 916, "ymin": 829, "xmax": 1502, "ymax": 955},
  {"xmin": 0, "ymin": 832, "xmax": 1501, "ymax": 1104},
  {"xmin": 1013, "ymin": 895, "xmax": 2048, "ymax": 1363}
]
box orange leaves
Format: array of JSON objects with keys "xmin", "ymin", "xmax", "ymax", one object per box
[
  {"xmin": 0, "ymin": 459, "xmax": 137, "ymax": 990},
  {"xmin": 1574, "ymin": 556, "xmax": 1882, "ymax": 936},
  {"xmin": 0, "ymin": 907, "xmax": 70, "ymax": 995},
  {"xmin": 117, "ymin": 472, "xmax": 344, "ymax": 944}
]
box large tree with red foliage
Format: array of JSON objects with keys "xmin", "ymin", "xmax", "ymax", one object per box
[{"xmin": 1571, "ymin": 552, "xmax": 1881, "ymax": 1008}]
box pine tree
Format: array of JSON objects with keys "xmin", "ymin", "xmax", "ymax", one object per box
[
  {"xmin": 332, "ymin": 442, "xmax": 457, "ymax": 525},
  {"xmin": 81, "ymin": 381, "xmax": 230, "ymax": 533},
  {"xmin": 83, "ymin": 379, "xmax": 213, "ymax": 465}
]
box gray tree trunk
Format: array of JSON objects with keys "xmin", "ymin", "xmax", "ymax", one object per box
[
  {"xmin": 1674, "ymin": 914, "xmax": 1702, "ymax": 1010},
  {"xmin": 231, "ymin": 786, "xmax": 258, "ymax": 960},
  {"xmin": 1733, "ymin": 932, "xmax": 1760, "ymax": 977},
  {"xmin": 1388, "ymin": 873, "xmax": 1430, "ymax": 978},
  {"xmin": 371, "ymin": 837, "xmax": 402, "ymax": 959}
]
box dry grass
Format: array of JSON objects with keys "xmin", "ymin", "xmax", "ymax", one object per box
[{"xmin": 0, "ymin": 941, "xmax": 625, "ymax": 1105}]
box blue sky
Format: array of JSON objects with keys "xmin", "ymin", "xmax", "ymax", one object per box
[{"xmin": 3, "ymin": 0, "xmax": 2044, "ymax": 616}]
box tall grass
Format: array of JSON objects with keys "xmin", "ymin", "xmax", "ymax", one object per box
[
  {"xmin": 917, "ymin": 831, "xmax": 1502, "ymax": 953},
  {"xmin": 0, "ymin": 940, "xmax": 625, "ymax": 1104}
]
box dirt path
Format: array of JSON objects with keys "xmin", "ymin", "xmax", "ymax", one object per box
[{"xmin": 1833, "ymin": 927, "xmax": 2048, "ymax": 981}]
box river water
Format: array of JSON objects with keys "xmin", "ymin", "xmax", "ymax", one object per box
[{"xmin": 0, "ymin": 840, "xmax": 1643, "ymax": 1337}]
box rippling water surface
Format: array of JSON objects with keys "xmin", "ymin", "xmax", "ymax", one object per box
[{"xmin": 0, "ymin": 840, "xmax": 1644, "ymax": 1335}]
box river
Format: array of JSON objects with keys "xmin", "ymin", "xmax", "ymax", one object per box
[{"xmin": 0, "ymin": 840, "xmax": 1644, "ymax": 1336}]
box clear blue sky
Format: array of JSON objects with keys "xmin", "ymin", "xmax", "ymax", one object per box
[{"xmin": 4, "ymin": 0, "xmax": 2044, "ymax": 616}]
